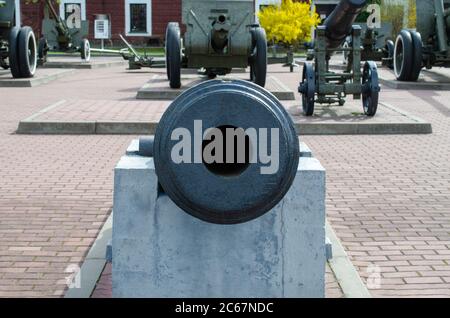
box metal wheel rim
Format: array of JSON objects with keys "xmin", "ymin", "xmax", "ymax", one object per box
[{"xmin": 393, "ymin": 34, "xmax": 404, "ymax": 78}]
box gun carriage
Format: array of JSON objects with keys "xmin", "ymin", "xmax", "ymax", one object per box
[
  {"xmin": 343, "ymin": 26, "xmax": 395, "ymax": 69},
  {"xmin": 38, "ymin": 0, "xmax": 90, "ymax": 65},
  {"xmin": 393, "ymin": 0, "xmax": 450, "ymax": 81},
  {"xmin": 299, "ymin": 0, "xmax": 380, "ymax": 117},
  {"xmin": 165, "ymin": 0, "xmax": 267, "ymax": 88},
  {"xmin": 0, "ymin": 0, "xmax": 37, "ymax": 78}
]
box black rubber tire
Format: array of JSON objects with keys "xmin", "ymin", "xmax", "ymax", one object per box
[
  {"xmin": 8, "ymin": 26, "xmax": 21, "ymax": 78},
  {"xmin": 80, "ymin": 39, "xmax": 91, "ymax": 61},
  {"xmin": 385, "ymin": 40, "xmax": 394, "ymax": 70},
  {"xmin": 362, "ymin": 61, "xmax": 380, "ymax": 117},
  {"xmin": 250, "ymin": 27, "xmax": 267, "ymax": 88},
  {"xmin": 17, "ymin": 26, "xmax": 37, "ymax": 78},
  {"xmin": 409, "ymin": 30, "xmax": 423, "ymax": 82},
  {"xmin": 300, "ymin": 62, "xmax": 315, "ymax": 116},
  {"xmin": 165, "ymin": 22, "xmax": 179, "ymax": 81},
  {"xmin": 166, "ymin": 23, "xmax": 181, "ymax": 89},
  {"xmin": 394, "ymin": 30, "xmax": 413, "ymax": 81}
]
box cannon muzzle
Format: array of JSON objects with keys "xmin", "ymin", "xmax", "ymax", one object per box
[
  {"xmin": 324, "ymin": 0, "xmax": 367, "ymax": 49},
  {"xmin": 211, "ymin": 14, "xmax": 231, "ymax": 53}
]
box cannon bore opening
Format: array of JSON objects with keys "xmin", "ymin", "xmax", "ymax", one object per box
[
  {"xmin": 202, "ymin": 125, "xmax": 251, "ymax": 177},
  {"xmin": 218, "ymin": 15, "xmax": 227, "ymax": 23}
]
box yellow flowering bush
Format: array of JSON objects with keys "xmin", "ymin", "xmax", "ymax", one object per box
[{"xmin": 258, "ymin": 0, "xmax": 320, "ymax": 45}]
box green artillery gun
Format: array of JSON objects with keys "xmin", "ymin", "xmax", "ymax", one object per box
[
  {"xmin": 343, "ymin": 26, "xmax": 395, "ymax": 69},
  {"xmin": 0, "ymin": 0, "xmax": 37, "ymax": 78},
  {"xmin": 38, "ymin": 0, "xmax": 90, "ymax": 65},
  {"xmin": 299, "ymin": 0, "xmax": 380, "ymax": 117},
  {"xmin": 393, "ymin": 0, "xmax": 450, "ymax": 81},
  {"xmin": 165, "ymin": 0, "xmax": 267, "ymax": 88}
]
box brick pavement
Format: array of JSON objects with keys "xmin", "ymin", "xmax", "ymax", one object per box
[
  {"xmin": 0, "ymin": 66, "xmax": 149, "ymax": 297},
  {"xmin": 1, "ymin": 62, "xmax": 450, "ymax": 297},
  {"xmin": 276, "ymin": 65, "xmax": 450, "ymax": 297}
]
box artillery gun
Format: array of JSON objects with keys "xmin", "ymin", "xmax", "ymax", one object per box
[
  {"xmin": 299, "ymin": 0, "xmax": 380, "ymax": 117},
  {"xmin": 0, "ymin": 0, "xmax": 37, "ymax": 78},
  {"xmin": 165, "ymin": 0, "xmax": 267, "ymax": 89},
  {"xmin": 343, "ymin": 26, "xmax": 395, "ymax": 69},
  {"xmin": 38, "ymin": 0, "xmax": 90, "ymax": 65},
  {"xmin": 393, "ymin": 0, "xmax": 450, "ymax": 81}
]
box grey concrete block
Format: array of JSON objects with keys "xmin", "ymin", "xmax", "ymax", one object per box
[
  {"xmin": 300, "ymin": 142, "xmax": 312, "ymax": 157},
  {"xmin": 112, "ymin": 143, "xmax": 327, "ymax": 298}
]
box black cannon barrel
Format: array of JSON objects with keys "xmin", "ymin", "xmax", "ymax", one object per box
[{"xmin": 324, "ymin": 0, "xmax": 367, "ymax": 49}]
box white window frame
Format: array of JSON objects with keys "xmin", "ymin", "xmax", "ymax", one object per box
[
  {"xmin": 125, "ymin": 0, "xmax": 152, "ymax": 36},
  {"xmin": 14, "ymin": 0, "xmax": 21, "ymax": 27},
  {"xmin": 59, "ymin": 0, "xmax": 87, "ymax": 21},
  {"xmin": 255, "ymin": 0, "xmax": 281, "ymax": 23}
]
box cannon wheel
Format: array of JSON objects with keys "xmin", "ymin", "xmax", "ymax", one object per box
[
  {"xmin": 409, "ymin": 30, "xmax": 423, "ymax": 81},
  {"xmin": 299, "ymin": 62, "xmax": 315, "ymax": 116},
  {"xmin": 385, "ymin": 40, "xmax": 394, "ymax": 70},
  {"xmin": 166, "ymin": 23, "xmax": 181, "ymax": 89},
  {"xmin": 38, "ymin": 37, "xmax": 48, "ymax": 64},
  {"xmin": 8, "ymin": 26, "xmax": 22, "ymax": 78},
  {"xmin": 80, "ymin": 39, "xmax": 91, "ymax": 62},
  {"xmin": 17, "ymin": 27, "xmax": 37, "ymax": 78},
  {"xmin": 250, "ymin": 27, "xmax": 267, "ymax": 88},
  {"xmin": 165, "ymin": 22, "xmax": 178, "ymax": 80},
  {"xmin": 362, "ymin": 61, "xmax": 380, "ymax": 117},
  {"xmin": 394, "ymin": 30, "xmax": 414, "ymax": 81}
]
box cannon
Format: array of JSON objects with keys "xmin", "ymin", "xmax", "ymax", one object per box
[
  {"xmin": 299, "ymin": 0, "xmax": 380, "ymax": 117},
  {"xmin": 148, "ymin": 80, "xmax": 298, "ymax": 224},
  {"xmin": 112, "ymin": 80, "xmax": 329, "ymax": 297},
  {"xmin": 165, "ymin": 0, "xmax": 267, "ymax": 89},
  {"xmin": 38, "ymin": 0, "xmax": 90, "ymax": 65},
  {"xmin": 343, "ymin": 26, "xmax": 395, "ymax": 69},
  {"xmin": 0, "ymin": 0, "xmax": 37, "ymax": 78},
  {"xmin": 393, "ymin": 0, "xmax": 450, "ymax": 81}
]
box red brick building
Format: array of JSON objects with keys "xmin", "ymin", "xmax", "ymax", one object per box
[
  {"xmin": 20, "ymin": 0, "xmax": 183, "ymax": 46},
  {"xmin": 17, "ymin": 0, "xmax": 327, "ymax": 46}
]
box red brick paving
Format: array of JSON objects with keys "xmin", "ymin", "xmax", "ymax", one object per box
[
  {"xmin": 0, "ymin": 65, "xmax": 148, "ymax": 297},
  {"xmin": 1, "ymin": 62, "xmax": 450, "ymax": 297}
]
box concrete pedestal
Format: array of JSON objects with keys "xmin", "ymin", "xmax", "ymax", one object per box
[{"xmin": 112, "ymin": 141, "xmax": 327, "ymax": 298}]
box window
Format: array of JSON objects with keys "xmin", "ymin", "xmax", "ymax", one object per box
[
  {"xmin": 255, "ymin": 0, "xmax": 281, "ymax": 23},
  {"xmin": 14, "ymin": 0, "xmax": 21, "ymax": 27},
  {"xmin": 59, "ymin": 0, "xmax": 86, "ymax": 29},
  {"xmin": 125, "ymin": 0, "xmax": 152, "ymax": 36}
]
